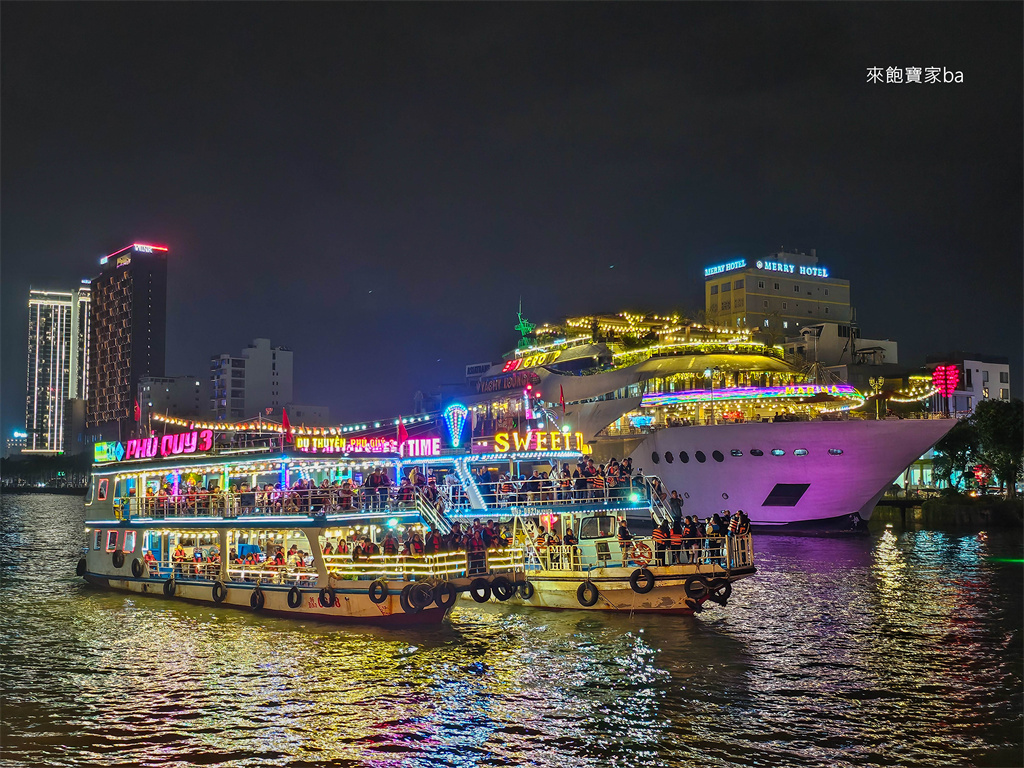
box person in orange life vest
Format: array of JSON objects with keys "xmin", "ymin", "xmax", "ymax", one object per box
[
  {"xmin": 322, "ymin": 540, "xmax": 334, "ymax": 556},
  {"xmin": 381, "ymin": 531, "xmax": 400, "ymax": 556},
  {"xmin": 535, "ymin": 527, "xmax": 548, "ymax": 551},
  {"xmin": 424, "ymin": 527, "xmax": 444, "ymax": 555},
  {"xmin": 669, "ymin": 518, "xmax": 684, "ymax": 564},
  {"xmin": 653, "ymin": 519, "xmax": 670, "ymax": 566},
  {"xmin": 407, "ymin": 531, "xmax": 425, "ymax": 557},
  {"xmin": 467, "ymin": 527, "xmax": 487, "ymax": 574}
]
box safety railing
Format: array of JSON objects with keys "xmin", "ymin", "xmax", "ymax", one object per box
[
  {"xmin": 444, "ymin": 479, "xmax": 651, "ymax": 513},
  {"xmin": 527, "ymin": 533, "xmax": 754, "ymax": 573}
]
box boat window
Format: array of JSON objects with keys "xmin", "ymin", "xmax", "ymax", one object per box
[
  {"xmin": 695, "ymin": 451, "xmax": 706, "ymax": 463},
  {"xmin": 105, "ymin": 530, "xmax": 119, "ymax": 552},
  {"xmin": 731, "ymin": 450, "xmax": 743, "ymax": 457},
  {"xmin": 123, "ymin": 531, "xmax": 137, "ymax": 553},
  {"xmin": 93, "ymin": 530, "xmax": 102, "ymax": 550},
  {"xmin": 750, "ymin": 449, "xmax": 764, "ymax": 456},
  {"xmin": 762, "ymin": 483, "xmax": 810, "ymax": 506},
  {"xmin": 794, "ymin": 449, "xmax": 809, "ymax": 456},
  {"xmin": 580, "ymin": 516, "xmax": 618, "ymax": 540},
  {"xmin": 85, "ymin": 480, "xmax": 95, "ymax": 504},
  {"xmin": 712, "ymin": 450, "xmax": 724, "ymax": 462},
  {"xmin": 680, "ymin": 451, "xmax": 690, "ymax": 463},
  {"xmin": 771, "ymin": 449, "xmax": 786, "ymax": 456},
  {"xmin": 651, "ymin": 451, "xmax": 660, "ymax": 464},
  {"xmin": 664, "ymin": 451, "xmax": 674, "ymax": 463},
  {"xmin": 97, "ymin": 479, "xmax": 109, "ymax": 501},
  {"xmin": 828, "ymin": 448, "xmax": 844, "ymax": 456},
  {"xmin": 626, "ymin": 517, "xmax": 654, "ymax": 538}
]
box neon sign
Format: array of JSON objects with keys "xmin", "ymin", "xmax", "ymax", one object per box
[
  {"xmin": 100, "ymin": 243, "xmax": 169, "ymax": 265},
  {"xmin": 443, "ymin": 404, "xmax": 468, "ymax": 448},
  {"xmin": 477, "ymin": 370, "xmax": 541, "ymax": 394},
  {"xmin": 493, "ymin": 431, "xmax": 591, "ymax": 453},
  {"xmin": 94, "ymin": 442, "xmax": 124, "ymax": 463},
  {"xmin": 124, "ymin": 430, "xmax": 214, "ymax": 460},
  {"xmin": 931, "ymin": 365, "xmax": 960, "ymax": 397},
  {"xmin": 755, "ymin": 260, "xmax": 829, "ymax": 278},
  {"xmin": 501, "ymin": 351, "xmax": 558, "ymax": 373},
  {"xmin": 295, "ymin": 435, "xmax": 441, "ymax": 457},
  {"xmin": 640, "ymin": 383, "xmax": 859, "ymax": 407},
  {"xmin": 704, "ymin": 259, "xmax": 747, "ymax": 277}
]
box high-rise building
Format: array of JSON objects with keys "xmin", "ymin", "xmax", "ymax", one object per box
[
  {"xmin": 210, "ymin": 338, "xmax": 293, "ymax": 420},
  {"xmin": 87, "ymin": 243, "xmax": 168, "ymax": 440},
  {"xmin": 138, "ymin": 375, "xmax": 212, "ymax": 427},
  {"xmin": 24, "ymin": 285, "xmax": 91, "ymax": 454},
  {"xmin": 704, "ymin": 250, "xmax": 852, "ymax": 336}
]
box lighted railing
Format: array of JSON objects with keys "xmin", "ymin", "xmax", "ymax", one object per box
[
  {"xmin": 446, "ymin": 479, "xmax": 650, "ymax": 513},
  {"xmin": 529, "ymin": 533, "xmax": 754, "ymax": 573}
]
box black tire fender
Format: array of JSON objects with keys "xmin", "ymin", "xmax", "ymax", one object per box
[
  {"xmin": 250, "ymin": 588, "xmax": 265, "ymax": 610},
  {"xmin": 469, "ymin": 578, "xmax": 491, "ymax": 603},
  {"xmin": 318, "ymin": 587, "xmax": 336, "ymax": 608},
  {"xmin": 400, "ymin": 583, "xmax": 422, "ymax": 614},
  {"xmin": 287, "ymin": 586, "xmax": 302, "ymax": 608},
  {"xmin": 112, "ymin": 550, "xmax": 125, "ymax": 569},
  {"xmin": 684, "ymin": 574, "xmax": 709, "ymax": 600},
  {"xmin": 368, "ymin": 580, "xmax": 389, "ymax": 604},
  {"xmin": 577, "ymin": 581, "xmax": 599, "ymax": 607},
  {"xmin": 707, "ymin": 578, "xmax": 732, "ymax": 605},
  {"xmin": 131, "ymin": 558, "xmax": 144, "ymax": 578},
  {"xmin": 163, "ymin": 577, "xmax": 176, "ymax": 597},
  {"xmin": 213, "ymin": 581, "xmax": 228, "ymax": 603},
  {"xmin": 491, "ymin": 576, "xmax": 515, "ymax": 601},
  {"xmin": 517, "ymin": 581, "xmax": 535, "ymax": 600},
  {"xmin": 76, "ymin": 558, "xmax": 87, "ymax": 577},
  {"xmin": 629, "ymin": 568, "xmax": 656, "ymax": 594},
  {"xmin": 433, "ymin": 581, "xmax": 457, "ymax": 609},
  {"xmin": 410, "ymin": 582, "xmax": 434, "ymax": 609}
]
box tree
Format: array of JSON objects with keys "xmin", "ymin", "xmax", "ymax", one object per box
[
  {"xmin": 933, "ymin": 419, "xmax": 979, "ymax": 490},
  {"xmin": 971, "ymin": 399, "xmax": 1023, "ymax": 498}
]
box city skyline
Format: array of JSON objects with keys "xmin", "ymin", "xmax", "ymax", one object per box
[{"xmin": 2, "ymin": 3, "xmax": 1021, "ymax": 441}]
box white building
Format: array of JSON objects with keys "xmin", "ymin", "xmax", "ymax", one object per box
[
  {"xmin": 6, "ymin": 432, "xmax": 27, "ymax": 459},
  {"xmin": 139, "ymin": 375, "xmax": 212, "ymax": 427},
  {"xmin": 926, "ymin": 353, "xmax": 1011, "ymax": 416},
  {"xmin": 784, "ymin": 322, "xmax": 898, "ymax": 366},
  {"xmin": 210, "ymin": 339, "xmax": 293, "ymax": 421},
  {"xmin": 24, "ymin": 285, "xmax": 90, "ymax": 453}
]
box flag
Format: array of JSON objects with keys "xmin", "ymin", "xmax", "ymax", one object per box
[
  {"xmin": 559, "ymin": 385, "xmax": 565, "ymax": 415},
  {"xmin": 282, "ymin": 408, "xmax": 293, "ymax": 446},
  {"xmin": 397, "ymin": 417, "xmax": 409, "ymax": 444},
  {"xmin": 134, "ymin": 399, "xmax": 141, "ymax": 422}
]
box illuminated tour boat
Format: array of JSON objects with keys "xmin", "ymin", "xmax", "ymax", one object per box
[
  {"xmin": 79, "ymin": 409, "xmax": 757, "ymax": 619},
  {"xmin": 455, "ymin": 307, "xmax": 955, "ymax": 533}
]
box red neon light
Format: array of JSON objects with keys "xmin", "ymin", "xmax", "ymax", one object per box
[
  {"xmin": 101, "ymin": 243, "xmax": 170, "ymax": 262},
  {"xmin": 931, "ymin": 365, "xmax": 960, "ymax": 397}
]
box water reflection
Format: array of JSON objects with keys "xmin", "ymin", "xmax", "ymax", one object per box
[{"xmin": 1, "ymin": 496, "xmax": 1020, "ymax": 767}]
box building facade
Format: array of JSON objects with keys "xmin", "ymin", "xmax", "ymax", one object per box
[
  {"xmin": 704, "ymin": 250, "xmax": 852, "ymax": 336},
  {"xmin": 926, "ymin": 352, "xmax": 1011, "ymax": 416},
  {"xmin": 138, "ymin": 375, "xmax": 212, "ymax": 428},
  {"xmin": 210, "ymin": 338, "xmax": 293, "ymax": 420},
  {"xmin": 86, "ymin": 243, "xmax": 168, "ymax": 440},
  {"xmin": 784, "ymin": 322, "xmax": 898, "ymax": 367},
  {"xmin": 24, "ymin": 285, "xmax": 91, "ymax": 453}
]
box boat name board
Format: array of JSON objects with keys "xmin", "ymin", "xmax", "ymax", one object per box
[
  {"xmin": 95, "ymin": 430, "xmax": 215, "ymax": 463},
  {"xmin": 476, "ymin": 370, "xmax": 541, "ymax": 394},
  {"xmin": 295, "ymin": 435, "xmax": 441, "ymax": 457},
  {"xmin": 493, "ymin": 431, "xmax": 590, "ymax": 453}
]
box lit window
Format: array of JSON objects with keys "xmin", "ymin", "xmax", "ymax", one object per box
[
  {"xmin": 731, "ymin": 450, "xmax": 743, "ymax": 456},
  {"xmin": 794, "ymin": 449, "xmax": 808, "ymax": 456},
  {"xmin": 828, "ymin": 448, "xmax": 843, "ymax": 456},
  {"xmin": 106, "ymin": 530, "xmax": 119, "ymax": 552},
  {"xmin": 771, "ymin": 449, "xmax": 785, "ymax": 456},
  {"xmin": 763, "ymin": 320, "xmax": 769, "ymax": 327},
  {"xmin": 124, "ymin": 531, "xmax": 136, "ymax": 552},
  {"xmin": 783, "ymin": 322, "xmax": 788, "ymax": 329}
]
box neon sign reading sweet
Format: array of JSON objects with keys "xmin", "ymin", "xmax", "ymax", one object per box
[
  {"xmin": 124, "ymin": 430, "xmax": 214, "ymax": 460},
  {"xmin": 493, "ymin": 431, "xmax": 591, "ymax": 454},
  {"xmin": 295, "ymin": 435, "xmax": 441, "ymax": 457}
]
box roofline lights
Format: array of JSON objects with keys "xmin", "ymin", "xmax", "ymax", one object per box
[{"xmin": 100, "ymin": 243, "xmax": 170, "ymax": 264}]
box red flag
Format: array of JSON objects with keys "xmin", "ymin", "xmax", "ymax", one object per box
[
  {"xmin": 282, "ymin": 408, "xmax": 293, "ymax": 446},
  {"xmin": 397, "ymin": 417, "xmax": 409, "ymax": 444},
  {"xmin": 134, "ymin": 399, "xmax": 141, "ymax": 422},
  {"xmin": 559, "ymin": 385, "xmax": 566, "ymax": 414}
]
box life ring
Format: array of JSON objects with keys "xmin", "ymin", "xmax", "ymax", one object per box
[
  {"xmin": 491, "ymin": 576, "xmax": 515, "ymax": 601},
  {"xmin": 629, "ymin": 568, "xmax": 656, "ymax": 594},
  {"xmin": 131, "ymin": 558, "xmax": 144, "ymax": 578},
  {"xmin": 287, "ymin": 586, "xmax": 302, "ymax": 608},
  {"xmin": 433, "ymin": 581, "xmax": 457, "ymax": 609},
  {"xmin": 368, "ymin": 580, "xmax": 389, "ymax": 604},
  {"xmin": 517, "ymin": 581, "xmax": 534, "ymax": 600},
  {"xmin": 399, "ymin": 583, "xmax": 422, "ymax": 614},
  {"xmin": 318, "ymin": 587, "xmax": 336, "ymax": 608},
  {"xmin": 628, "ymin": 542, "xmax": 652, "ymax": 567},
  {"xmin": 576, "ymin": 581, "xmax": 599, "ymax": 607},
  {"xmin": 469, "ymin": 578, "xmax": 491, "ymax": 603},
  {"xmin": 112, "ymin": 550, "xmax": 125, "ymax": 569},
  {"xmin": 683, "ymin": 575, "xmax": 709, "ymax": 600},
  {"xmin": 163, "ymin": 577, "xmax": 176, "ymax": 597},
  {"xmin": 250, "ymin": 588, "xmax": 265, "ymax": 610},
  {"xmin": 707, "ymin": 578, "xmax": 732, "ymax": 605},
  {"xmin": 76, "ymin": 558, "xmax": 86, "ymax": 577},
  {"xmin": 213, "ymin": 581, "xmax": 228, "ymax": 603},
  {"xmin": 410, "ymin": 582, "xmax": 434, "ymax": 609}
]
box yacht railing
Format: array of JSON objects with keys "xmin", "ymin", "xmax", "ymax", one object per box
[{"xmin": 531, "ymin": 533, "xmax": 754, "ymax": 573}]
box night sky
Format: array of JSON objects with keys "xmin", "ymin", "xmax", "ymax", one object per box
[{"xmin": 2, "ymin": 3, "xmax": 1021, "ymax": 438}]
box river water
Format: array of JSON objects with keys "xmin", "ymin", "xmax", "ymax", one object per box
[{"xmin": 1, "ymin": 494, "xmax": 1020, "ymax": 768}]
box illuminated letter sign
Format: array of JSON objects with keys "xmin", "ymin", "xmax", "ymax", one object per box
[
  {"xmin": 704, "ymin": 259, "xmax": 747, "ymax": 277},
  {"xmin": 477, "ymin": 370, "xmax": 542, "ymax": 394},
  {"xmin": 294, "ymin": 435, "xmax": 441, "ymax": 457},
  {"xmin": 493, "ymin": 431, "xmax": 589, "ymax": 454},
  {"xmin": 94, "ymin": 442, "xmax": 124, "ymax": 463},
  {"xmin": 134, "ymin": 245, "xmax": 154, "ymax": 253}
]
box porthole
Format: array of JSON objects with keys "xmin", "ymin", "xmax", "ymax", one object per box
[
  {"xmin": 828, "ymin": 448, "xmax": 843, "ymax": 456},
  {"xmin": 684, "ymin": 492, "xmax": 690, "ymax": 499},
  {"xmin": 722, "ymin": 492, "xmax": 729, "ymax": 500},
  {"xmin": 771, "ymin": 449, "xmax": 785, "ymax": 456},
  {"xmin": 731, "ymin": 450, "xmax": 743, "ymax": 457},
  {"xmin": 750, "ymin": 449, "xmax": 764, "ymax": 456},
  {"xmin": 794, "ymin": 449, "xmax": 808, "ymax": 456},
  {"xmin": 665, "ymin": 451, "xmax": 674, "ymax": 463},
  {"xmin": 695, "ymin": 451, "xmax": 706, "ymax": 463},
  {"xmin": 651, "ymin": 451, "xmax": 661, "ymax": 464},
  {"xmin": 680, "ymin": 451, "xmax": 690, "ymax": 463},
  {"xmin": 712, "ymin": 450, "xmax": 724, "ymax": 462}
]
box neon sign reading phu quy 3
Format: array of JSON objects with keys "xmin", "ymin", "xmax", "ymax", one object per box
[{"xmin": 124, "ymin": 430, "xmax": 214, "ymax": 461}]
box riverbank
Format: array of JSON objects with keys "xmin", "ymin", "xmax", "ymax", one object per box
[{"xmin": 871, "ymin": 494, "xmax": 1023, "ymax": 531}]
